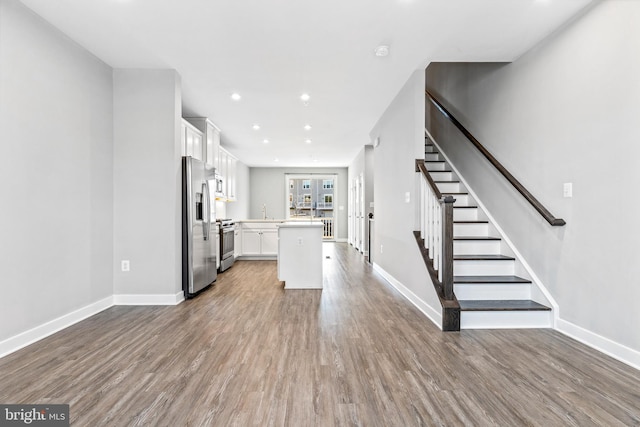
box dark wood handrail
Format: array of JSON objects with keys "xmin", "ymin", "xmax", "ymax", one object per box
[
  {"xmin": 415, "ymin": 159, "xmax": 443, "ymax": 199},
  {"xmin": 426, "ymin": 90, "xmax": 566, "ymax": 226}
]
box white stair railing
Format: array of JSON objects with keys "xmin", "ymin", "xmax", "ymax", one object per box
[{"xmin": 416, "ymin": 160, "xmax": 455, "ymax": 300}]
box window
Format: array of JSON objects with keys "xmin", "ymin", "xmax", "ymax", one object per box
[{"xmin": 285, "ymin": 173, "xmax": 337, "ymax": 239}]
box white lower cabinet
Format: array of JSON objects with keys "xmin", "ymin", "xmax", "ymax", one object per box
[
  {"xmin": 241, "ymin": 229, "xmax": 262, "ymax": 255},
  {"xmin": 234, "ymin": 225, "xmax": 242, "ymax": 258},
  {"xmin": 239, "ymin": 222, "xmax": 281, "ymax": 257}
]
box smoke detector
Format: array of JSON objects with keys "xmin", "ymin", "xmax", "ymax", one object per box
[{"xmin": 374, "ymin": 45, "xmax": 390, "ymax": 57}]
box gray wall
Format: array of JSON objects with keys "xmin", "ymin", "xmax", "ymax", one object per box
[
  {"xmin": 369, "ymin": 70, "xmax": 442, "ymax": 321},
  {"xmin": 249, "ymin": 167, "xmax": 348, "ymax": 240},
  {"xmin": 113, "ymin": 69, "xmax": 182, "ymax": 297},
  {"xmin": 0, "ymin": 0, "xmax": 113, "ymax": 340},
  {"xmin": 426, "ymin": 0, "xmax": 640, "ymax": 353}
]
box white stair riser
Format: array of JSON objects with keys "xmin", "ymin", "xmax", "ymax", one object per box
[
  {"xmin": 425, "ymin": 146, "xmax": 438, "ymax": 153},
  {"xmin": 425, "ymin": 153, "xmax": 441, "ymax": 161},
  {"xmin": 425, "ymin": 162, "xmax": 447, "ymax": 171},
  {"xmin": 454, "ymin": 223, "xmax": 489, "ymax": 236},
  {"xmin": 454, "ymin": 283, "xmax": 531, "ymax": 300},
  {"xmin": 442, "ymin": 195, "xmax": 469, "ymax": 206},
  {"xmin": 454, "ymin": 260, "xmax": 515, "ymax": 276},
  {"xmin": 454, "ymin": 240, "xmax": 501, "ymax": 254},
  {"xmin": 436, "ymin": 182, "xmax": 462, "ymax": 193},
  {"xmin": 460, "ymin": 310, "xmax": 552, "ymax": 329},
  {"xmin": 429, "ymin": 171, "xmax": 453, "ymax": 181},
  {"xmin": 453, "ymin": 208, "xmax": 478, "ymax": 221}
]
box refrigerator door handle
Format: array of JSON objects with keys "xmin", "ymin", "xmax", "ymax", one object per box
[{"xmin": 202, "ymin": 182, "xmax": 210, "ymax": 240}]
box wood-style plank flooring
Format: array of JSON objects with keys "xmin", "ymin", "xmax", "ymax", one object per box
[{"xmin": 1, "ymin": 243, "xmax": 639, "ymax": 426}]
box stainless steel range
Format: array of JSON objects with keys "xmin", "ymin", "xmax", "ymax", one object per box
[{"xmin": 217, "ymin": 219, "xmax": 235, "ymax": 272}]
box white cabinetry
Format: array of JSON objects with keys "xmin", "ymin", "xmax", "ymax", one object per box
[
  {"xmin": 184, "ymin": 118, "xmax": 220, "ymax": 168},
  {"xmin": 181, "ymin": 119, "xmax": 204, "ymax": 161},
  {"xmin": 240, "ymin": 222, "xmax": 280, "ymax": 257},
  {"xmin": 234, "ymin": 224, "xmax": 242, "ymax": 258},
  {"xmin": 217, "ymin": 147, "xmax": 238, "ymax": 201},
  {"xmin": 226, "ymin": 154, "xmax": 237, "ymax": 201},
  {"xmin": 278, "ymin": 223, "xmax": 323, "ymax": 289}
]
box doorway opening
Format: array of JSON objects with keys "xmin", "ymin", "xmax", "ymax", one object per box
[{"xmin": 285, "ymin": 174, "xmax": 337, "ymax": 241}]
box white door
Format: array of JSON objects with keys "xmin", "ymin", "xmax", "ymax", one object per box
[{"xmin": 354, "ymin": 177, "xmax": 361, "ymax": 251}]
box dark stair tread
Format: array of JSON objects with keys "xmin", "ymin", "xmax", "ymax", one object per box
[
  {"xmin": 459, "ymin": 300, "xmax": 551, "ymax": 311},
  {"xmin": 454, "ymin": 220, "xmax": 489, "ymax": 224},
  {"xmin": 454, "ymin": 236, "xmax": 501, "ymax": 241},
  {"xmin": 429, "ymin": 170, "xmax": 453, "ymax": 173},
  {"xmin": 454, "ymin": 275, "xmax": 531, "ymax": 283},
  {"xmin": 454, "ymin": 255, "xmax": 515, "ymax": 261},
  {"xmin": 434, "ymin": 180, "xmax": 460, "ymax": 183},
  {"xmin": 425, "ymin": 160, "xmax": 446, "ymax": 163},
  {"xmin": 453, "ymin": 205, "xmax": 478, "ymax": 209},
  {"xmin": 442, "ymin": 192, "xmax": 468, "ymax": 195}
]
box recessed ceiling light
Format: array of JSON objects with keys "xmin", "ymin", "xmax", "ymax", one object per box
[
  {"xmin": 231, "ymin": 93, "xmax": 241, "ymax": 101},
  {"xmin": 252, "ymin": 124, "xmax": 260, "ymax": 130},
  {"xmin": 262, "ymin": 139, "xmax": 269, "ymax": 144},
  {"xmin": 274, "ymin": 158, "xmax": 279, "ymax": 162},
  {"xmin": 304, "ymin": 124, "xmax": 312, "ymax": 131},
  {"xmin": 305, "ymin": 139, "xmax": 312, "ymax": 144},
  {"xmin": 300, "ymin": 93, "xmax": 310, "ymax": 102},
  {"xmin": 374, "ymin": 45, "xmax": 390, "ymax": 57}
]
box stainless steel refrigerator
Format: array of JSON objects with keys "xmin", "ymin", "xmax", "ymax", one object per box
[{"xmin": 182, "ymin": 157, "xmax": 217, "ymax": 298}]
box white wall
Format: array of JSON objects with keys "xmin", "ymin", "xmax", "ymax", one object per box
[
  {"xmin": 369, "ymin": 70, "xmax": 442, "ymax": 326},
  {"xmin": 427, "ymin": 1, "xmax": 640, "ymax": 360},
  {"xmin": 0, "ymin": 0, "xmax": 113, "ymax": 341},
  {"xmin": 249, "ymin": 167, "xmax": 348, "ymax": 240},
  {"xmin": 113, "ymin": 69, "xmax": 183, "ymax": 299}
]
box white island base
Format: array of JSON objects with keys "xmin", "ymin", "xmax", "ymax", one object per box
[{"xmin": 277, "ymin": 222, "xmax": 323, "ymax": 289}]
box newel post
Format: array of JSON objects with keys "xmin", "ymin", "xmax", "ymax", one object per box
[{"xmin": 441, "ymin": 196, "xmax": 456, "ymax": 300}]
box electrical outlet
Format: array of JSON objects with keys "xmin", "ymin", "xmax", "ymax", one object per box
[
  {"xmin": 297, "ymin": 237, "xmax": 303, "ymax": 245},
  {"xmin": 121, "ymin": 260, "xmax": 130, "ymax": 272},
  {"xmin": 380, "ymin": 244, "xmax": 383, "ymax": 254},
  {"xmin": 405, "ymin": 192, "xmax": 411, "ymax": 203}
]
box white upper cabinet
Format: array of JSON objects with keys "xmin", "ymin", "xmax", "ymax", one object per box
[
  {"xmin": 181, "ymin": 119, "xmax": 204, "ymax": 161},
  {"xmin": 184, "ymin": 117, "xmax": 220, "ymax": 167},
  {"xmin": 184, "ymin": 117, "xmax": 238, "ymax": 202}
]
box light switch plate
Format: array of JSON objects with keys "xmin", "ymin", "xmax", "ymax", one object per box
[{"xmin": 563, "ymin": 183, "xmax": 573, "ymax": 198}]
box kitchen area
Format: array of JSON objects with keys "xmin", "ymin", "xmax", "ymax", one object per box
[{"xmin": 181, "ymin": 117, "xmax": 345, "ymax": 297}]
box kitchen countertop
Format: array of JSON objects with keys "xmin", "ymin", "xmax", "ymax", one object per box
[
  {"xmin": 235, "ymin": 219, "xmax": 286, "ymax": 223},
  {"xmin": 236, "ymin": 219, "xmax": 323, "ymax": 224},
  {"xmin": 278, "ymin": 222, "xmax": 324, "ymax": 228}
]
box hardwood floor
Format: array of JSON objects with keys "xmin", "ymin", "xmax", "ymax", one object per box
[{"xmin": 1, "ymin": 243, "xmax": 639, "ymax": 426}]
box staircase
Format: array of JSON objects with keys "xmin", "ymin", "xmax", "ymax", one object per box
[{"xmin": 422, "ymin": 136, "xmax": 552, "ymax": 329}]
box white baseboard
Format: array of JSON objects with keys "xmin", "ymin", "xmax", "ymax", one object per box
[
  {"xmin": 557, "ymin": 318, "xmax": 640, "ymax": 371},
  {"xmin": 372, "ymin": 263, "xmax": 442, "ymax": 329},
  {"xmin": 0, "ymin": 296, "xmax": 114, "ymax": 359},
  {"xmin": 335, "ymin": 238, "xmax": 348, "ymax": 243},
  {"xmin": 114, "ymin": 291, "xmax": 185, "ymax": 306}
]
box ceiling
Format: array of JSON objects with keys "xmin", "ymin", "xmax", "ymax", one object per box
[{"xmin": 20, "ymin": 0, "xmax": 593, "ymax": 167}]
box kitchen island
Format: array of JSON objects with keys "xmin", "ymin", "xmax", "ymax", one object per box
[{"xmin": 277, "ymin": 222, "xmax": 323, "ymax": 289}]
